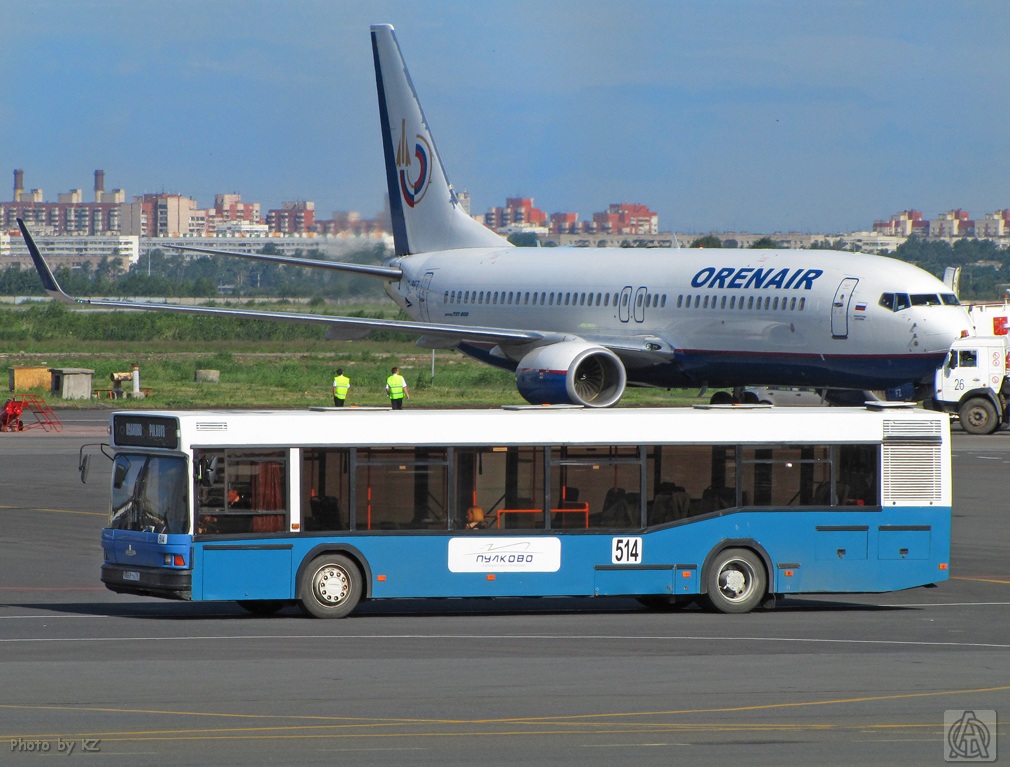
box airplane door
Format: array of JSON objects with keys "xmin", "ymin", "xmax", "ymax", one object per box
[
  {"xmin": 418, "ymin": 271, "xmax": 434, "ymax": 322},
  {"xmin": 831, "ymin": 277, "xmax": 859, "ymax": 339},
  {"xmin": 634, "ymin": 287, "xmax": 647, "ymax": 323},
  {"xmin": 619, "ymin": 286, "xmax": 633, "ymax": 323}
]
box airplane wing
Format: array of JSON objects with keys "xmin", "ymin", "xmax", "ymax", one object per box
[
  {"xmin": 17, "ymin": 218, "xmax": 545, "ymax": 347},
  {"xmin": 165, "ymin": 244, "xmax": 403, "ymax": 279}
]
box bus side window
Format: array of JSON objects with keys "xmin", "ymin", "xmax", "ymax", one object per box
[{"xmin": 195, "ymin": 449, "xmax": 288, "ymax": 535}]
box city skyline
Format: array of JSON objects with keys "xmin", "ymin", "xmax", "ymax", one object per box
[{"xmin": 5, "ymin": 1, "xmax": 1010, "ymax": 235}]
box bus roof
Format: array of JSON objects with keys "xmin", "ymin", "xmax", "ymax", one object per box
[{"xmin": 110, "ymin": 405, "xmax": 948, "ymax": 451}]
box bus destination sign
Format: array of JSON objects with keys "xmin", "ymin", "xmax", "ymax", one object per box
[{"xmin": 113, "ymin": 415, "xmax": 180, "ymax": 450}]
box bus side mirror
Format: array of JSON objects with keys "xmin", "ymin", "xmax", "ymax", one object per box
[
  {"xmin": 948, "ymin": 350, "xmax": 958, "ymax": 370},
  {"xmin": 79, "ymin": 454, "xmax": 90, "ymax": 485}
]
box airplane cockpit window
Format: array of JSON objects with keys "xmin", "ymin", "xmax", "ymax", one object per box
[
  {"xmin": 880, "ymin": 293, "xmax": 913, "ymax": 312},
  {"xmin": 910, "ymin": 294, "xmax": 943, "ymax": 306},
  {"xmin": 941, "ymin": 293, "xmax": 960, "ymax": 305}
]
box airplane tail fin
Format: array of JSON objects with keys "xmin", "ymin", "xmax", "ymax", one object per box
[{"xmin": 371, "ymin": 24, "xmax": 510, "ymax": 256}]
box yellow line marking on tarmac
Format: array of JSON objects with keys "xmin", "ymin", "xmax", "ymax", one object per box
[
  {"xmin": 0, "ymin": 504, "xmax": 104, "ymax": 516},
  {"xmin": 3, "ymin": 684, "xmax": 1008, "ymax": 742},
  {"xmin": 952, "ymin": 575, "xmax": 1010, "ymax": 584}
]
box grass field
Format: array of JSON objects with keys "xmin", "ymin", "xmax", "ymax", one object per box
[{"xmin": 1, "ymin": 304, "xmax": 710, "ymax": 409}]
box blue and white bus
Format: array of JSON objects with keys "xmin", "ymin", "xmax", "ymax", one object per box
[{"xmin": 98, "ymin": 405, "xmax": 951, "ymax": 616}]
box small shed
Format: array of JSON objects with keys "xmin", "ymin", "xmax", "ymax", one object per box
[
  {"xmin": 8, "ymin": 366, "xmax": 51, "ymax": 392},
  {"xmin": 49, "ymin": 368, "xmax": 95, "ymax": 400}
]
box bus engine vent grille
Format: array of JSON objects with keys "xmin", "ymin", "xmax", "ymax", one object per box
[
  {"xmin": 882, "ymin": 419, "xmax": 943, "ymax": 438},
  {"xmin": 882, "ymin": 442, "xmax": 942, "ymax": 504},
  {"xmin": 195, "ymin": 422, "xmax": 228, "ymax": 431}
]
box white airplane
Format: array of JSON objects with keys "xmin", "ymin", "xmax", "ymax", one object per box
[{"xmin": 19, "ymin": 23, "xmax": 973, "ymax": 407}]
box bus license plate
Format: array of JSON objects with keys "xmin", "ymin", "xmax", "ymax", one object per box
[{"xmin": 123, "ymin": 571, "xmax": 140, "ymax": 582}]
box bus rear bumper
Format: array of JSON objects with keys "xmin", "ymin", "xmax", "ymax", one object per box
[{"xmin": 101, "ymin": 563, "xmax": 192, "ymax": 600}]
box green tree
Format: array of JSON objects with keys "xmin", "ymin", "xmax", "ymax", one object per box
[{"xmin": 690, "ymin": 235, "xmax": 722, "ymax": 248}]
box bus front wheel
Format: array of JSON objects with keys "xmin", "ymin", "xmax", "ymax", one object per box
[
  {"xmin": 703, "ymin": 548, "xmax": 766, "ymax": 614},
  {"xmin": 300, "ymin": 554, "xmax": 362, "ymax": 618}
]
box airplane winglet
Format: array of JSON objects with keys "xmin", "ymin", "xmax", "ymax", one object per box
[{"xmin": 16, "ymin": 218, "xmax": 83, "ymax": 305}]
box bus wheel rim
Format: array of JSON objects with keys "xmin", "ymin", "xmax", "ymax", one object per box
[
  {"xmin": 718, "ymin": 560, "xmax": 756, "ymax": 602},
  {"xmin": 314, "ymin": 565, "xmax": 350, "ymax": 605}
]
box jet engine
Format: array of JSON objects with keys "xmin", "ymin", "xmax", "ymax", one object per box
[{"xmin": 514, "ymin": 341, "xmax": 627, "ymax": 407}]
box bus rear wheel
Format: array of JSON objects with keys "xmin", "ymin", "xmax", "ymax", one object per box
[
  {"xmin": 299, "ymin": 554, "xmax": 362, "ymax": 618},
  {"xmin": 703, "ymin": 548, "xmax": 766, "ymax": 614}
]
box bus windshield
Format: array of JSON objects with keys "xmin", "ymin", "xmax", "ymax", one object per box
[{"xmin": 110, "ymin": 454, "xmax": 190, "ymax": 534}]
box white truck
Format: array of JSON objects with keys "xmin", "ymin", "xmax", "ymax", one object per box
[{"xmin": 932, "ymin": 334, "xmax": 1010, "ymax": 434}]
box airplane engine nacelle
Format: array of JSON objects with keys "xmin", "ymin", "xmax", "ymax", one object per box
[{"xmin": 515, "ymin": 341, "xmax": 627, "ymax": 408}]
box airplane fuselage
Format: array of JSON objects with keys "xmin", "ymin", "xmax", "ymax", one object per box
[{"xmin": 385, "ymin": 246, "xmax": 972, "ymax": 390}]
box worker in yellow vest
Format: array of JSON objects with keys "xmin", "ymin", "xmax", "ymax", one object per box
[
  {"xmin": 385, "ymin": 366, "xmax": 409, "ymax": 410},
  {"xmin": 332, "ymin": 369, "xmax": 350, "ymax": 407}
]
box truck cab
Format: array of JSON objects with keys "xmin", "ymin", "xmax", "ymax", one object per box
[{"xmin": 933, "ymin": 336, "xmax": 1010, "ymax": 434}]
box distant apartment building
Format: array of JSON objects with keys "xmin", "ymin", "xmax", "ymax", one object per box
[
  {"xmin": 593, "ymin": 203, "xmax": 658, "ymax": 235},
  {"xmin": 267, "ymin": 201, "xmax": 315, "ymax": 234},
  {"xmin": 485, "ymin": 197, "xmax": 548, "ymax": 231},
  {"xmin": 1, "ymin": 169, "xmax": 124, "ymax": 235},
  {"xmin": 314, "ymin": 210, "xmax": 387, "ymax": 237},
  {"xmin": 872, "ymin": 208, "xmax": 1010, "ymax": 242},
  {"xmin": 872, "ymin": 210, "xmax": 926, "ymax": 237},
  {"xmin": 546, "ymin": 202, "xmax": 659, "ymax": 235},
  {"xmin": 975, "ymin": 210, "xmax": 1010, "ymax": 239}
]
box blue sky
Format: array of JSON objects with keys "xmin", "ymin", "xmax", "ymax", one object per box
[{"xmin": 4, "ymin": 0, "xmax": 1009, "ymax": 234}]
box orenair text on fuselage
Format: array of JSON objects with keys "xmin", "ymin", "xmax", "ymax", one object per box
[{"xmin": 691, "ymin": 267, "xmax": 823, "ymax": 291}]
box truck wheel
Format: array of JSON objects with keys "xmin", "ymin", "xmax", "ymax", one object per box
[
  {"xmin": 959, "ymin": 397, "xmax": 999, "ymax": 435},
  {"xmin": 299, "ymin": 554, "xmax": 362, "ymax": 618}
]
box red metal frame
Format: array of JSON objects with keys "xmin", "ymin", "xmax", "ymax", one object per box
[{"xmin": 0, "ymin": 394, "xmax": 62, "ymax": 432}]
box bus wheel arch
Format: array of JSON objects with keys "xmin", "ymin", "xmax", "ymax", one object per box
[{"xmin": 701, "ymin": 541, "xmax": 771, "ymax": 614}]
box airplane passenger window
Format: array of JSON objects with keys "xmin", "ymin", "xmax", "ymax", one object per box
[
  {"xmin": 764, "ymin": 297, "xmax": 771, "ymax": 310},
  {"xmin": 720, "ymin": 296, "xmax": 727, "ymax": 309},
  {"xmin": 747, "ymin": 297, "xmax": 755, "ymax": 310},
  {"xmin": 789, "ymin": 297, "xmax": 796, "ymax": 310},
  {"xmin": 799, "ymin": 297, "xmax": 806, "ymax": 310},
  {"xmin": 443, "ymin": 291, "xmax": 449, "ymax": 302},
  {"xmin": 773, "ymin": 297, "xmax": 779, "ymax": 310},
  {"xmin": 694, "ymin": 296, "xmax": 701, "ymax": 308},
  {"xmin": 661, "ymin": 295, "xmax": 667, "ymax": 308},
  {"xmin": 703, "ymin": 296, "xmax": 709, "ymax": 309}
]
